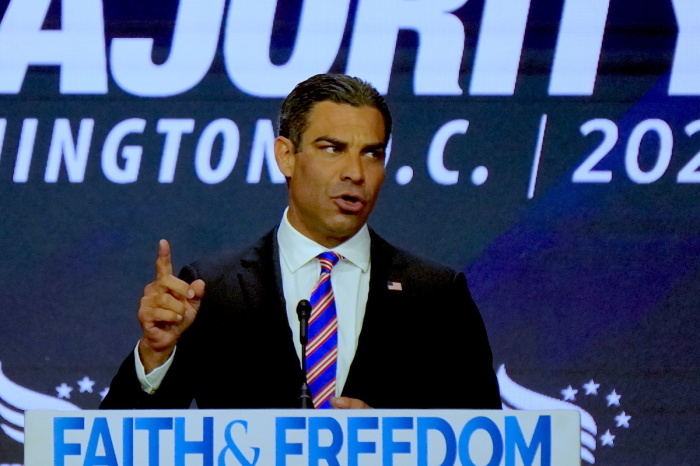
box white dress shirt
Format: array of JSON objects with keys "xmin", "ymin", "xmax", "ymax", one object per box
[
  {"xmin": 136, "ymin": 209, "xmax": 371, "ymax": 396},
  {"xmin": 277, "ymin": 208, "xmax": 370, "ymax": 395}
]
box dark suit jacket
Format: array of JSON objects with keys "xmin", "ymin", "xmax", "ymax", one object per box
[{"xmin": 101, "ymin": 228, "xmax": 500, "ymax": 409}]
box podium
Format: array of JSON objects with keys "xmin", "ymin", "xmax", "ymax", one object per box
[{"xmin": 25, "ymin": 409, "xmax": 580, "ymax": 465}]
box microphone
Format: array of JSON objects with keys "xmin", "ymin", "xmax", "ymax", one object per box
[
  {"xmin": 297, "ymin": 299, "xmax": 312, "ymax": 408},
  {"xmin": 297, "ymin": 299, "xmax": 311, "ymax": 345}
]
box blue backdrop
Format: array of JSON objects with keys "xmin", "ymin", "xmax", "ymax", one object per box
[{"xmin": 1, "ymin": 0, "xmax": 698, "ymax": 463}]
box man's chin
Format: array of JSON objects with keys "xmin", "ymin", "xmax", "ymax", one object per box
[{"xmin": 325, "ymin": 216, "xmax": 367, "ymax": 241}]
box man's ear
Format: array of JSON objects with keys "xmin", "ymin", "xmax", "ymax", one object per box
[{"xmin": 274, "ymin": 136, "xmax": 295, "ymax": 178}]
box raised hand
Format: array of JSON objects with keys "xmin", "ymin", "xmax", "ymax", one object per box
[{"xmin": 137, "ymin": 240, "xmax": 205, "ymax": 373}]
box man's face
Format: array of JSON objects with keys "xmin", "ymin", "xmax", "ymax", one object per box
[{"xmin": 275, "ymin": 100, "xmax": 387, "ymax": 248}]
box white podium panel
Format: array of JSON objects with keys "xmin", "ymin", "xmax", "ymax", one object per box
[{"xmin": 25, "ymin": 409, "xmax": 580, "ymax": 465}]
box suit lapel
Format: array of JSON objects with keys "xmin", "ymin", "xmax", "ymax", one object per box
[
  {"xmin": 343, "ymin": 230, "xmax": 410, "ymax": 401},
  {"xmin": 237, "ymin": 228, "xmax": 286, "ymax": 313},
  {"xmin": 236, "ymin": 228, "xmax": 298, "ymax": 363}
]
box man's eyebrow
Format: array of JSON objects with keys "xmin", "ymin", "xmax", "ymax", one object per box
[
  {"xmin": 362, "ymin": 142, "xmax": 386, "ymax": 152},
  {"xmin": 312, "ymin": 136, "xmax": 347, "ymax": 146},
  {"xmin": 311, "ymin": 137, "xmax": 386, "ymax": 152}
]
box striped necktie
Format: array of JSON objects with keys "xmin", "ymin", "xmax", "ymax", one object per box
[{"xmin": 307, "ymin": 251, "xmax": 342, "ymax": 409}]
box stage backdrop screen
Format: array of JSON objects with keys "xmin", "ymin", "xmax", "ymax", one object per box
[{"xmin": 1, "ymin": 0, "xmax": 698, "ymax": 464}]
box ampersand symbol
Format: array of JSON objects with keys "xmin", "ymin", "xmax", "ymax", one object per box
[{"xmin": 218, "ymin": 420, "xmax": 261, "ymax": 466}]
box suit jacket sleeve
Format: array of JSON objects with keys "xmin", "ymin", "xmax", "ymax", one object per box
[
  {"xmin": 99, "ymin": 265, "xmax": 210, "ymax": 410},
  {"xmin": 101, "ymin": 230, "xmax": 303, "ymax": 410}
]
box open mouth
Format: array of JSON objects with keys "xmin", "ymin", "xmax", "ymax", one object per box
[{"xmin": 334, "ymin": 195, "xmax": 365, "ymax": 212}]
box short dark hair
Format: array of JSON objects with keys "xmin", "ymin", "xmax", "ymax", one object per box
[{"xmin": 278, "ymin": 74, "xmax": 392, "ymax": 151}]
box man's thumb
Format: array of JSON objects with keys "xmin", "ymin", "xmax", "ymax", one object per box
[{"xmin": 190, "ymin": 279, "xmax": 206, "ymax": 300}]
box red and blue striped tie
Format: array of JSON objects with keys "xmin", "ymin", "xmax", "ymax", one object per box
[{"xmin": 307, "ymin": 251, "xmax": 342, "ymax": 409}]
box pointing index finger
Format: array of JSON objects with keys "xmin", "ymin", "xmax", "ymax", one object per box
[{"xmin": 156, "ymin": 239, "xmax": 174, "ymax": 279}]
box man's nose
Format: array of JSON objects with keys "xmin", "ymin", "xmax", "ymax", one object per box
[{"xmin": 340, "ymin": 153, "xmax": 365, "ymax": 183}]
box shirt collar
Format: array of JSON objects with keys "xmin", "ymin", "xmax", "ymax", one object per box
[{"xmin": 277, "ymin": 207, "xmax": 371, "ymax": 273}]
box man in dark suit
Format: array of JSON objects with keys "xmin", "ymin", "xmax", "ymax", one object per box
[{"xmin": 101, "ymin": 74, "xmax": 500, "ymax": 410}]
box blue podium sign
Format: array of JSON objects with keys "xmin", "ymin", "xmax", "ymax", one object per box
[{"xmin": 25, "ymin": 409, "xmax": 580, "ymax": 465}]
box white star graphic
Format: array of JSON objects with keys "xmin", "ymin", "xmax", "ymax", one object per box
[
  {"xmin": 561, "ymin": 385, "xmax": 578, "ymax": 401},
  {"xmin": 600, "ymin": 429, "xmax": 616, "ymax": 447},
  {"xmin": 615, "ymin": 411, "xmax": 631, "ymax": 428},
  {"xmin": 582, "ymin": 379, "xmax": 600, "ymax": 395},
  {"xmin": 77, "ymin": 376, "xmax": 95, "ymax": 393},
  {"xmin": 100, "ymin": 387, "xmax": 110, "ymax": 400},
  {"xmin": 56, "ymin": 383, "xmax": 73, "ymax": 399},
  {"xmin": 606, "ymin": 389, "xmax": 621, "ymax": 407}
]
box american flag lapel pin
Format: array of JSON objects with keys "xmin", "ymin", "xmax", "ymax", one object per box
[{"xmin": 387, "ymin": 281, "xmax": 403, "ymax": 291}]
